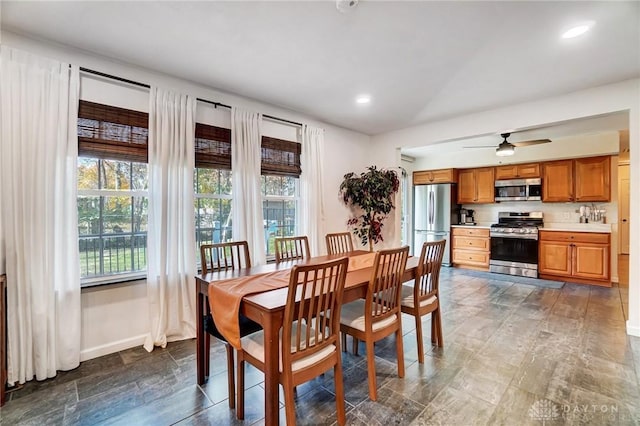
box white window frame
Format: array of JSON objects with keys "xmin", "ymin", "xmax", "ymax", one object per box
[
  {"xmin": 262, "ymin": 176, "xmax": 300, "ymax": 260},
  {"xmin": 78, "ymin": 185, "xmax": 148, "ymax": 287}
]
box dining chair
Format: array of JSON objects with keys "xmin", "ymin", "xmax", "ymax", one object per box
[
  {"xmin": 274, "ymin": 235, "xmax": 310, "ymax": 263},
  {"xmin": 339, "ymin": 245, "xmax": 409, "ymax": 401},
  {"xmin": 201, "ymin": 241, "xmax": 262, "ymax": 410},
  {"xmin": 236, "ymin": 257, "xmax": 350, "ymax": 425},
  {"xmin": 400, "ymin": 239, "xmax": 446, "ymax": 364},
  {"xmin": 325, "ymin": 231, "xmax": 354, "ymax": 255}
]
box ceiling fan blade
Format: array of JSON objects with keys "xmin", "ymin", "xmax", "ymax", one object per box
[
  {"xmin": 512, "ymin": 138, "xmax": 551, "ymax": 147},
  {"xmin": 463, "ymin": 145, "xmax": 496, "ymax": 149}
]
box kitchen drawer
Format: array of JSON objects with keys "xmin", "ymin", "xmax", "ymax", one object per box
[
  {"xmin": 452, "ymin": 227, "xmax": 489, "ymax": 238},
  {"xmin": 539, "ymin": 231, "xmax": 610, "ymax": 244},
  {"xmin": 452, "ymin": 249, "xmax": 490, "ymax": 266},
  {"xmin": 453, "ymin": 236, "xmax": 490, "ymax": 251}
]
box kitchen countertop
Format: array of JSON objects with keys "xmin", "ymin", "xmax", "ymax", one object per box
[
  {"xmin": 540, "ymin": 222, "xmax": 611, "ymax": 233},
  {"xmin": 451, "ymin": 224, "xmax": 492, "ymax": 229}
]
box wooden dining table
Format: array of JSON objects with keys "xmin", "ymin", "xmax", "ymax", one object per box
[{"xmin": 195, "ymin": 250, "xmax": 419, "ymax": 426}]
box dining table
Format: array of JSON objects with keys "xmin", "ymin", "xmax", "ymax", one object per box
[{"xmin": 195, "ymin": 250, "xmax": 420, "ymax": 426}]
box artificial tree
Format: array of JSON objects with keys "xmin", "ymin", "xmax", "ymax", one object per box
[{"xmin": 339, "ymin": 165, "xmax": 400, "ymax": 251}]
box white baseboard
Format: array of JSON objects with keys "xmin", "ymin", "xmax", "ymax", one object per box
[
  {"xmin": 80, "ymin": 334, "xmax": 147, "ymax": 362},
  {"xmin": 626, "ymin": 320, "xmax": 640, "ymax": 337}
]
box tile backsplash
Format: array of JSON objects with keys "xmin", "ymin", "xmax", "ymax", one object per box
[{"xmin": 463, "ymin": 201, "xmax": 617, "ymax": 225}]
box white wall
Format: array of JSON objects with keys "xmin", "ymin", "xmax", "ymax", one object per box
[
  {"xmin": 2, "ymin": 31, "xmax": 371, "ymax": 360},
  {"xmin": 372, "ymin": 78, "xmax": 640, "ymax": 338}
]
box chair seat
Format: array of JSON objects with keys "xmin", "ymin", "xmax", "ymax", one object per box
[
  {"xmin": 399, "ymin": 285, "xmax": 437, "ymax": 309},
  {"xmin": 205, "ymin": 313, "xmax": 262, "ymax": 341},
  {"xmin": 339, "ymin": 299, "xmax": 397, "ymax": 332},
  {"xmin": 241, "ymin": 322, "xmax": 336, "ymax": 372}
]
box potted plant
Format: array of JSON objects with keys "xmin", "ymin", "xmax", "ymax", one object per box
[{"xmin": 339, "ymin": 165, "xmax": 400, "ymax": 251}]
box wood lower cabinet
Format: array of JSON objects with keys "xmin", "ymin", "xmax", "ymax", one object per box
[
  {"xmin": 457, "ymin": 167, "xmax": 494, "ymax": 204},
  {"xmin": 495, "ymin": 162, "xmax": 540, "ymax": 180},
  {"xmin": 452, "ymin": 227, "xmax": 490, "ymax": 271},
  {"xmin": 539, "ymin": 231, "xmax": 610, "ymax": 286},
  {"xmin": 413, "ymin": 168, "xmax": 457, "ymax": 185}
]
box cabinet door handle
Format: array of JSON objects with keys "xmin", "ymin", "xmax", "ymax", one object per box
[{"xmin": 622, "ymin": 219, "xmax": 628, "ymax": 223}]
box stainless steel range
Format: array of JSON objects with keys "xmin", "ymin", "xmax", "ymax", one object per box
[{"xmin": 489, "ymin": 212, "xmax": 543, "ymax": 278}]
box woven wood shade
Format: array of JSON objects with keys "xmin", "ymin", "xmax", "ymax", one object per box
[
  {"xmin": 78, "ymin": 100, "xmax": 149, "ymax": 163},
  {"xmin": 261, "ymin": 136, "xmax": 301, "ymax": 177},
  {"xmin": 195, "ymin": 123, "xmax": 231, "ymax": 170}
]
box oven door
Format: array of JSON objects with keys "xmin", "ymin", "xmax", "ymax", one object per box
[{"xmin": 490, "ymin": 235, "xmax": 538, "ymax": 265}]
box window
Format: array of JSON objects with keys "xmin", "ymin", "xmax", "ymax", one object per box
[
  {"xmin": 77, "ymin": 101, "xmax": 149, "ymax": 284},
  {"xmin": 194, "ymin": 123, "xmax": 233, "ymax": 252},
  {"xmin": 261, "ymin": 136, "xmax": 302, "ymax": 258}
]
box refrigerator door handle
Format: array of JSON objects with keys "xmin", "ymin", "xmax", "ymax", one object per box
[{"xmin": 428, "ymin": 190, "xmax": 434, "ymax": 226}]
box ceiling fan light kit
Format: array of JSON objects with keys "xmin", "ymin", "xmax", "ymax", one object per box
[{"xmin": 496, "ymin": 141, "xmax": 515, "ymax": 156}]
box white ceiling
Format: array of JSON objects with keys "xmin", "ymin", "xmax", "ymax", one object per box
[
  {"xmin": 401, "ymin": 111, "xmax": 630, "ymax": 158},
  {"xmin": 1, "ymin": 1, "xmax": 639, "ymax": 136}
]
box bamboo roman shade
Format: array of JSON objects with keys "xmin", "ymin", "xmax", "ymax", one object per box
[
  {"xmin": 77, "ymin": 100, "xmax": 149, "ymax": 163},
  {"xmin": 261, "ymin": 136, "xmax": 301, "ymax": 177},
  {"xmin": 195, "ymin": 123, "xmax": 232, "ymax": 169}
]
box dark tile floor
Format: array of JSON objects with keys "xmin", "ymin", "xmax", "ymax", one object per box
[{"xmin": 2, "ymin": 269, "xmax": 639, "ymax": 425}]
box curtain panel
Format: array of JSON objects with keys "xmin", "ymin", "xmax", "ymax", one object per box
[
  {"xmin": 300, "ymin": 125, "xmax": 326, "ymax": 255},
  {"xmin": 144, "ymin": 87, "xmax": 197, "ymax": 351},
  {"xmin": 231, "ymin": 108, "xmax": 266, "ymax": 265},
  {"xmin": 0, "ymin": 47, "xmax": 81, "ymax": 384}
]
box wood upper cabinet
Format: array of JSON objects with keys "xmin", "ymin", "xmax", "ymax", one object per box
[
  {"xmin": 542, "ymin": 156, "xmax": 610, "ymax": 202},
  {"xmin": 495, "ymin": 162, "xmax": 540, "ymax": 180},
  {"xmin": 539, "ymin": 231, "xmax": 610, "ymax": 286},
  {"xmin": 542, "ymin": 159, "xmax": 573, "ymax": 202},
  {"xmin": 457, "ymin": 167, "xmax": 495, "ymax": 204},
  {"xmin": 413, "ymin": 168, "xmax": 457, "ymax": 185},
  {"xmin": 574, "ymin": 156, "xmax": 610, "ymax": 202}
]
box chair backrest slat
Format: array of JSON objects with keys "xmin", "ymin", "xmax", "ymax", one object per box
[
  {"xmin": 275, "ymin": 236, "xmax": 310, "ymax": 263},
  {"xmin": 282, "ymin": 257, "xmax": 349, "ymax": 364},
  {"xmin": 200, "ymin": 241, "xmax": 251, "ymax": 274},
  {"xmin": 325, "ymin": 232, "xmax": 354, "ymax": 255},
  {"xmin": 367, "ymin": 246, "xmax": 409, "ymax": 324},
  {"xmin": 414, "ymin": 240, "xmax": 446, "ymax": 302}
]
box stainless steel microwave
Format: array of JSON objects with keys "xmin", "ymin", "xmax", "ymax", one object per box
[{"xmin": 494, "ymin": 178, "xmax": 542, "ymax": 201}]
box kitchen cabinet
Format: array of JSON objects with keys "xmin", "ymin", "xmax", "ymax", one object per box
[
  {"xmin": 539, "ymin": 231, "xmax": 610, "ymax": 286},
  {"xmin": 457, "ymin": 167, "xmax": 494, "ymax": 204},
  {"xmin": 413, "ymin": 168, "xmax": 457, "ymax": 185},
  {"xmin": 574, "ymin": 156, "xmax": 610, "ymax": 202},
  {"xmin": 495, "ymin": 162, "xmax": 540, "ymax": 180},
  {"xmin": 542, "ymin": 156, "xmax": 610, "ymax": 202},
  {"xmin": 452, "ymin": 227, "xmax": 490, "ymax": 271}
]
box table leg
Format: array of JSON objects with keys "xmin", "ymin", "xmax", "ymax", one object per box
[
  {"xmin": 263, "ymin": 312, "xmax": 280, "ymax": 426},
  {"xmin": 196, "ymin": 281, "xmax": 205, "ymax": 385}
]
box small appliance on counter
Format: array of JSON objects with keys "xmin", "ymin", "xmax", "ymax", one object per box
[{"xmin": 459, "ymin": 208, "xmax": 476, "ymax": 225}]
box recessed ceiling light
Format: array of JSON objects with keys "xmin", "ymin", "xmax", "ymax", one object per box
[
  {"xmin": 355, "ymin": 95, "xmax": 371, "ymax": 104},
  {"xmin": 562, "ymin": 22, "xmax": 594, "ymax": 39}
]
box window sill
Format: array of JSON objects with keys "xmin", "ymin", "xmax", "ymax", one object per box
[{"xmin": 81, "ymin": 273, "xmax": 146, "ymax": 289}]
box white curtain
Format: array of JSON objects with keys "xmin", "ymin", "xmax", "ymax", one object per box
[
  {"xmin": 144, "ymin": 87, "xmax": 197, "ymax": 351},
  {"xmin": 0, "ymin": 47, "xmax": 81, "ymax": 384},
  {"xmin": 231, "ymin": 108, "xmax": 266, "ymax": 265},
  {"xmin": 300, "ymin": 125, "xmax": 326, "ymax": 255}
]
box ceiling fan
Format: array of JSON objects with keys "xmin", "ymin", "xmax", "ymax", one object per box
[{"xmin": 464, "ymin": 133, "xmax": 551, "ymax": 157}]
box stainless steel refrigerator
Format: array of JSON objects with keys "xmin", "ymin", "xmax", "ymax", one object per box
[{"xmin": 413, "ymin": 183, "xmax": 457, "ymax": 266}]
